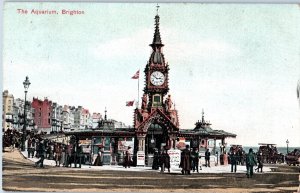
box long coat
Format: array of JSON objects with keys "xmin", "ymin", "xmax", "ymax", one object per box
[
  {"xmin": 160, "ymin": 151, "xmax": 170, "ymax": 169},
  {"xmin": 180, "ymin": 149, "xmax": 191, "ymax": 171},
  {"xmin": 123, "ymin": 150, "xmax": 131, "ymax": 167},
  {"xmin": 230, "ymin": 153, "xmax": 237, "ymax": 164},
  {"xmin": 246, "ymin": 152, "xmax": 257, "ymax": 166}
]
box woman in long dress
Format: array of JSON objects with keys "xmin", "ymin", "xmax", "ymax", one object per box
[{"xmin": 123, "ymin": 147, "xmax": 132, "ymax": 168}]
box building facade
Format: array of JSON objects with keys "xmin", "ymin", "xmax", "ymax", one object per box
[
  {"xmin": 92, "ymin": 112, "xmax": 102, "ymax": 129},
  {"xmin": 51, "ymin": 102, "xmax": 63, "ymax": 133},
  {"xmin": 2, "ymin": 90, "xmax": 14, "ymax": 131},
  {"xmin": 32, "ymin": 97, "xmax": 52, "ymax": 133},
  {"xmin": 73, "ymin": 106, "xmax": 83, "ymax": 129},
  {"xmin": 82, "ymin": 108, "xmax": 92, "ymax": 129}
]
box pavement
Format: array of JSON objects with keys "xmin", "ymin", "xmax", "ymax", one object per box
[
  {"xmin": 20, "ymin": 150, "xmax": 273, "ymax": 173},
  {"xmin": 3, "ymin": 149, "xmax": 299, "ymax": 192}
]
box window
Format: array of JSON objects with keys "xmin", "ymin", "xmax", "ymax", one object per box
[
  {"xmin": 154, "ymin": 95, "xmax": 160, "ymax": 102},
  {"xmin": 152, "ymin": 94, "xmax": 162, "ymax": 107}
]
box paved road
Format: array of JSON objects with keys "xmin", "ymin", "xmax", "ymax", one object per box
[{"xmin": 2, "ymin": 150, "xmax": 299, "ymax": 192}]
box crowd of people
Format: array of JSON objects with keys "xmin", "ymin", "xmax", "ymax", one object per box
[
  {"xmin": 3, "ymin": 129, "xmax": 289, "ymax": 178},
  {"xmin": 149, "ymin": 144, "xmax": 267, "ymax": 178},
  {"xmin": 3, "ymin": 129, "xmax": 84, "ymax": 168},
  {"xmin": 3, "ymin": 128, "xmax": 22, "ymax": 151}
]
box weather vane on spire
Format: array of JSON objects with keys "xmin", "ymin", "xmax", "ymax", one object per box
[{"xmin": 156, "ymin": 3, "xmax": 160, "ymax": 15}]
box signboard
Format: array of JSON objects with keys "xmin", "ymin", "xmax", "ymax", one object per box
[
  {"xmin": 118, "ymin": 140, "xmax": 134, "ymax": 151},
  {"xmin": 136, "ymin": 151, "xmax": 145, "ymax": 166},
  {"xmin": 82, "ymin": 146, "xmax": 91, "ymax": 153},
  {"xmin": 168, "ymin": 149, "xmax": 181, "ymax": 168},
  {"xmin": 102, "ymin": 151, "xmax": 111, "ymax": 165}
]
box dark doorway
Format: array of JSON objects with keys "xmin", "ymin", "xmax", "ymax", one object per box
[{"xmin": 145, "ymin": 123, "xmax": 168, "ymax": 166}]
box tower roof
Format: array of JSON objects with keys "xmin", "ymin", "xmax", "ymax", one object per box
[{"xmin": 150, "ymin": 14, "xmax": 164, "ymax": 47}]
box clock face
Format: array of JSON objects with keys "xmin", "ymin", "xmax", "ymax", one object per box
[{"xmin": 150, "ymin": 71, "xmax": 165, "ymax": 86}]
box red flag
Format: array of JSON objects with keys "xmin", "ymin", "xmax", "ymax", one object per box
[
  {"xmin": 131, "ymin": 70, "xmax": 140, "ymax": 79},
  {"xmin": 126, "ymin": 101, "xmax": 134, "ymax": 106}
]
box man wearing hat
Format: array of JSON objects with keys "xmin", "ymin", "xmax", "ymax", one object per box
[{"xmin": 180, "ymin": 145, "xmax": 191, "ymax": 175}]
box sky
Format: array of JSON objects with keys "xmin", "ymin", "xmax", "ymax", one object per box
[{"xmin": 3, "ymin": 3, "xmax": 300, "ymax": 147}]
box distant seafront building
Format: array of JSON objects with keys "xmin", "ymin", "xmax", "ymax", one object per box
[
  {"xmin": 2, "ymin": 90, "xmax": 14, "ymax": 131},
  {"xmin": 12, "ymin": 98, "xmax": 24, "ymax": 131},
  {"xmin": 51, "ymin": 102, "xmax": 63, "ymax": 133},
  {"xmin": 82, "ymin": 108, "xmax": 92, "ymax": 129},
  {"xmin": 2, "ymin": 91, "xmax": 107, "ymax": 133},
  {"xmin": 92, "ymin": 113, "xmax": 102, "ymax": 129},
  {"xmin": 31, "ymin": 97, "xmax": 53, "ymax": 133}
]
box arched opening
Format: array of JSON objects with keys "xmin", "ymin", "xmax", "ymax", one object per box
[{"xmin": 145, "ymin": 122, "xmax": 169, "ymax": 166}]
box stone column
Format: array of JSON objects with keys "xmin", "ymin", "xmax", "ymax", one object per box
[
  {"xmin": 169, "ymin": 134, "xmax": 176, "ymax": 149},
  {"xmin": 137, "ymin": 136, "xmax": 146, "ymax": 151},
  {"xmin": 221, "ymin": 138, "xmax": 225, "ymax": 154},
  {"xmin": 212, "ymin": 138, "xmax": 216, "ymax": 155}
]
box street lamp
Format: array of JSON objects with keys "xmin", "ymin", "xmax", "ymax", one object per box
[
  {"xmin": 286, "ymin": 139, "xmax": 289, "ymax": 154},
  {"xmin": 21, "ymin": 76, "xmax": 31, "ymax": 151}
]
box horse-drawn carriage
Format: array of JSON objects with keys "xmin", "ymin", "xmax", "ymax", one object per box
[
  {"xmin": 258, "ymin": 143, "xmax": 284, "ymax": 164},
  {"xmin": 285, "ymin": 149, "xmax": 300, "ymax": 166},
  {"xmin": 228, "ymin": 144, "xmax": 246, "ymax": 165}
]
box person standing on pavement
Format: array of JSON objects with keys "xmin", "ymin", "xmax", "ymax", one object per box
[
  {"xmin": 54, "ymin": 143, "xmax": 62, "ymax": 167},
  {"xmin": 230, "ymin": 151, "xmax": 237, "ymax": 172},
  {"xmin": 180, "ymin": 145, "xmax": 191, "ymax": 175},
  {"xmin": 205, "ymin": 149, "xmax": 211, "ymax": 167},
  {"xmin": 152, "ymin": 148, "xmax": 159, "ymax": 170},
  {"xmin": 27, "ymin": 138, "xmax": 33, "ymax": 158},
  {"xmin": 191, "ymin": 148, "xmax": 200, "ymax": 173},
  {"xmin": 160, "ymin": 147, "xmax": 170, "ymax": 173},
  {"xmin": 246, "ymin": 148, "xmax": 257, "ymax": 178},
  {"xmin": 35, "ymin": 140, "xmax": 45, "ymax": 168},
  {"xmin": 255, "ymin": 152, "xmax": 263, "ymax": 173},
  {"xmin": 123, "ymin": 146, "xmax": 132, "ymax": 168}
]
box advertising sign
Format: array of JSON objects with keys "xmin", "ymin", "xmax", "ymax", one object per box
[
  {"xmin": 136, "ymin": 151, "xmax": 145, "ymax": 166},
  {"xmin": 168, "ymin": 149, "xmax": 181, "ymax": 168}
]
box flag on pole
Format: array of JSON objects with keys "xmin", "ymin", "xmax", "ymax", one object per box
[
  {"xmin": 126, "ymin": 100, "xmax": 134, "ymax": 106},
  {"xmin": 131, "ymin": 70, "xmax": 140, "ymax": 79}
]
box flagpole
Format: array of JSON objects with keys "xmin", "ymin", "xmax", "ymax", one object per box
[{"xmin": 137, "ymin": 69, "xmax": 140, "ymax": 108}]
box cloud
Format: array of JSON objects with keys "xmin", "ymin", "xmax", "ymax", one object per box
[
  {"xmin": 91, "ymin": 28, "xmax": 153, "ymax": 60},
  {"xmin": 165, "ymin": 39, "xmax": 241, "ymax": 63},
  {"xmin": 91, "ymin": 27, "xmax": 241, "ymax": 65}
]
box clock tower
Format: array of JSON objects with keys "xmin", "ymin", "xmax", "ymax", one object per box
[
  {"xmin": 144, "ymin": 14, "xmax": 169, "ymax": 110},
  {"xmin": 133, "ymin": 9, "xmax": 180, "ymax": 165}
]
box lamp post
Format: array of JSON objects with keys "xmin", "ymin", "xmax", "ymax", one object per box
[
  {"xmin": 21, "ymin": 76, "xmax": 31, "ymax": 151},
  {"xmin": 286, "ymin": 139, "xmax": 289, "ymax": 154}
]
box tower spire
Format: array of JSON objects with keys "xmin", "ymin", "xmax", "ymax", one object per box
[
  {"xmin": 150, "ymin": 5, "xmax": 164, "ymax": 47},
  {"xmin": 202, "ymin": 109, "xmax": 205, "ymax": 123}
]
